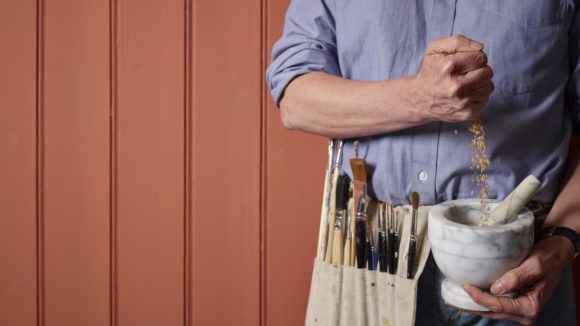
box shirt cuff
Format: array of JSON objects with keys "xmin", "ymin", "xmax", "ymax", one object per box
[{"xmin": 267, "ymin": 44, "xmax": 340, "ymax": 107}]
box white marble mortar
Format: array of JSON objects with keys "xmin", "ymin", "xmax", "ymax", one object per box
[{"xmin": 428, "ymin": 198, "xmax": 534, "ymax": 311}]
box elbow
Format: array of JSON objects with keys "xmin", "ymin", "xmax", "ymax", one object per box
[{"xmin": 279, "ymin": 96, "xmax": 298, "ymax": 131}]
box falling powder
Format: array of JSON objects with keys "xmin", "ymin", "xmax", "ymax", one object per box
[{"xmin": 469, "ymin": 117, "xmax": 491, "ymax": 225}]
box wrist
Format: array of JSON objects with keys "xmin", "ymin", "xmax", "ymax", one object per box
[
  {"xmin": 536, "ymin": 233, "xmax": 576, "ymax": 269},
  {"xmin": 405, "ymin": 76, "xmax": 434, "ymax": 124}
]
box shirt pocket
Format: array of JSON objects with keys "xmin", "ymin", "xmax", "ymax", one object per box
[
  {"xmin": 483, "ymin": 0, "xmax": 573, "ymax": 28},
  {"xmin": 481, "ymin": 0, "xmax": 574, "ymax": 94}
]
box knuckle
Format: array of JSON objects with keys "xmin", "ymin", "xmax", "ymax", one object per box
[
  {"xmin": 458, "ymin": 97, "xmax": 470, "ymax": 108},
  {"xmin": 506, "ymin": 270, "xmax": 522, "ymax": 286},
  {"xmin": 481, "ymin": 52, "xmax": 488, "ymax": 65},
  {"xmin": 486, "ymin": 66, "xmax": 494, "ymax": 78},
  {"xmin": 451, "ymin": 34, "xmax": 463, "ymax": 48},
  {"xmin": 448, "ymin": 84, "xmax": 461, "ymax": 97},
  {"xmin": 441, "ymin": 59, "xmax": 455, "ymax": 74}
]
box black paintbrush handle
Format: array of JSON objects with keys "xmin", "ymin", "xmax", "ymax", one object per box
[
  {"xmin": 392, "ymin": 233, "xmax": 399, "ymax": 274},
  {"xmin": 355, "ymin": 219, "xmax": 366, "ymax": 269},
  {"xmin": 407, "ymin": 238, "xmax": 416, "ymax": 279},
  {"xmin": 387, "ymin": 231, "xmax": 395, "ymax": 274},
  {"xmin": 378, "ymin": 232, "xmax": 387, "ymax": 272}
]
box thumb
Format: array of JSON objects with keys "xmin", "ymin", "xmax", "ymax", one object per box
[
  {"xmin": 490, "ymin": 257, "xmax": 541, "ymax": 295},
  {"xmin": 427, "ymin": 34, "xmax": 484, "ymax": 55}
]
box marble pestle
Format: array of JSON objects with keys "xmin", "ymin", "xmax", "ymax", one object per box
[{"xmin": 484, "ymin": 175, "xmax": 541, "ymax": 226}]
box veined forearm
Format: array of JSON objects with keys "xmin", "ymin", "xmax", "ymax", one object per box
[
  {"xmin": 279, "ymin": 72, "xmax": 427, "ymax": 138},
  {"xmin": 277, "ymin": 36, "xmax": 494, "ymax": 139},
  {"xmin": 541, "ymin": 148, "xmax": 580, "ymax": 264},
  {"xmin": 545, "ymin": 148, "xmax": 580, "ymax": 230}
]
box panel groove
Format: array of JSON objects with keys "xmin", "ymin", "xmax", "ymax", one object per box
[
  {"xmin": 259, "ymin": 0, "xmax": 268, "ymax": 324},
  {"xmin": 35, "ymin": 0, "xmax": 45, "ymax": 324},
  {"xmin": 109, "ymin": 0, "xmax": 119, "ymax": 325},
  {"xmin": 184, "ymin": 0, "xmax": 193, "ymax": 325}
]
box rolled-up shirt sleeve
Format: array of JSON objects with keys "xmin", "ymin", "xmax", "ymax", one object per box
[
  {"xmin": 266, "ymin": 0, "xmax": 340, "ymax": 107},
  {"xmin": 568, "ymin": 2, "xmax": 580, "ymax": 134}
]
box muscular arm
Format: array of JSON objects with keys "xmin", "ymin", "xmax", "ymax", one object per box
[
  {"xmin": 280, "ymin": 73, "xmax": 422, "ymax": 138},
  {"xmin": 279, "ymin": 36, "xmax": 494, "ymax": 139},
  {"xmin": 541, "ymin": 147, "xmax": 580, "ymax": 265}
]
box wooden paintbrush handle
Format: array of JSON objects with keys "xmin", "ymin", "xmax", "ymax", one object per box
[
  {"xmin": 324, "ymin": 168, "xmax": 340, "ymax": 263},
  {"xmin": 343, "ymin": 237, "xmax": 351, "ymax": 266},
  {"xmin": 332, "ymin": 230, "xmax": 344, "ymax": 266},
  {"xmin": 316, "ymin": 168, "xmax": 333, "ymax": 259}
]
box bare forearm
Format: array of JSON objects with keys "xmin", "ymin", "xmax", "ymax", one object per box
[
  {"xmin": 279, "ymin": 72, "xmax": 426, "ymax": 138},
  {"xmin": 277, "ymin": 36, "xmax": 493, "ymax": 139},
  {"xmin": 542, "ymin": 148, "xmax": 580, "ymax": 264}
]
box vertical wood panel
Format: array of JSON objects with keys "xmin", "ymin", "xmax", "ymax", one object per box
[
  {"xmin": 116, "ymin": 0, "xmax": 184, "ymax": 325},
  {"xmin": 43, "ymin": 0, "xmax": 110, "ymax": 325},
  {"xmin": 0, "ymin": 1, "xmax": 37, "ymax": 325},
  {"xmin": 264, "ymin": 0, "xmax": 327, "ymax": 325},
  {"xmin": 191, "ymin": 0, "xmax": 261, "ymax": 324}
]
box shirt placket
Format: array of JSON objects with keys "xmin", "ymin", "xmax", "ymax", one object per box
[{"xmin": 411, "ymin": 0, "xmax": 457, "ymax": 204}]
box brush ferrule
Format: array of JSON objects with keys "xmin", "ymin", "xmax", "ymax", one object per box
[
  {"xmin": 334, "ymin": 210, "xmax": 345, "ymax": 230},
  {"xmin": 345, "ymin": 215, "xmax": 352, "ymax": 239},
  {"xmin": 334, "ymin": 140, "xmax": 344, "ymax": 170},
  {"xmin": 326, "ymin": 139, "xmax": 334, "ymax": 172}
]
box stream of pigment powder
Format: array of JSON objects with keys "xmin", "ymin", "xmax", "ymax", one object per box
[{"xmin": 469, "ymin": 117, "xmax": 492, "ymax": 225}]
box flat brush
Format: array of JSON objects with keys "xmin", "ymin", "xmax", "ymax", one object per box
[
  {"xmin": 325, "ymin": 140, "xmax": 344, "ymax": 263},
  {"xmin": 355, "ymin": 193, "xmax": 367, "ymax": 269},
  {"xmin": 350, "ymin": 140, "xmax": 368, "ymax": 268},
  {"xmin": 408, "ymin": 192, "xmax": 419, "ymax": 279},
  {"xmin": 316, "ymin": 140, "xmax": 335, "ymax": 259},
  {"xmin": 332, "ymin": 174, "xmax": 351, "ymax": 266}
]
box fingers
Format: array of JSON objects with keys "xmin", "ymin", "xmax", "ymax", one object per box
[
  {"xmin": 462, "ymin": 284, "xmax": 540, "ymax": 319},
  {"xmin": 458, "ymin": 307, "xmax": 535, "ymax": 325},
  {"xmin": 427, "ymin": 34, "xmax": 484, "ymax": 55},
  {"xmin": 416, "ymin": 35, "xmax": 492, "ymax": 123},
  {"xmin": 460, "ymin": 65, "xmax": 494, "ymax": 90},
  {"xmin": 450, "ymin": 51, "xmax": 488, "ymax": 75},
  {"xmin": 491, "ymin": 256, "xmax": 543, "ymax": 295}
]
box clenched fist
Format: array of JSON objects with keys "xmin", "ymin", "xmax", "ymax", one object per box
[{"xmin": 413, "ymin": 35, "xmax": 494, "ymax": 123}]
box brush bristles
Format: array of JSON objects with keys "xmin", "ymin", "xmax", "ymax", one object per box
[
  {"xmin": 336, "ymin": 174, "xmax": 351, "ymax": 210},
  {"xmin": 350, "ymin": 158, "xmax": 367, "ymax": 182},
  {"xmin": 411, "ymin": 192, "xmax": 419, "ymax": 209}
]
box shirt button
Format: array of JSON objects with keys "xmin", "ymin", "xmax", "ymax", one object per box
[{"xmin": 418, "ymin": 171, "xmax": 429, "ymax": 182}]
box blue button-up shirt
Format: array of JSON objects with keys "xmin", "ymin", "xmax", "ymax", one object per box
[{"xmin": 267, "ymin": 0, "xmax": 580, "ymax": 205}]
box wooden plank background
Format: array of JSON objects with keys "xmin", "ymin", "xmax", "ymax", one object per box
[{"xmin": 0, "ymin": 0, "xmax": 578, "ymax": 325}]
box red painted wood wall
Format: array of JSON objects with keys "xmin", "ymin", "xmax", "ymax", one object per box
[{"xmin": 0, "ymin": 1, "xmax": 578, "ymax": 326}]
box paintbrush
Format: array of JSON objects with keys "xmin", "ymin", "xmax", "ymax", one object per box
[
  {"xmin": 348, "ymin": 186, "xmax": 357, "ymax": 267},
  {"xmin": 366, "ymin": 218, "xmax": 377, "ymax": 271},
  {"xmin": 332, "ymin": 174, "xmax": 351, "ymax": 265},
  {"xmin": 316, "ymin": 140, "xmax": 335, "ymax": 259},
  {"xmin": 393, "ymin": 209, "xmax": 400, "ymax": 274},
  {"xmin": 388, "ymin": 206, "xmax": 398, "ymax": 274},
  {"xmin": 343, "ymin": 182, "xmax": 353, "ymax": 266},
  {"xmin": 350, "ymin": 140, "xmax": 368, "ymax": 268},
  {"xmin": 408, "ymin": 192, "xmax": 419, "ymax": 279},
  {"xmin": 355, "ymin": 193, "xmax": 368, "ymax": 269},
  {"xmin": 378, "ymin": 202, "xmax": 388, "ymax": 272},
  {"xmin": 325, "ymin": 140, "xmax": 344, "ymax": 263},
  {"xmin": 343, "ymin": 213, "xmax": 352, "ymax": 266}
]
